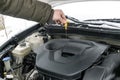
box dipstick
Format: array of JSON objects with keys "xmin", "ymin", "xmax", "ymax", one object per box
[{"xmin": 64, "ymin": 21, "xmax": 68, "ymax": 38}]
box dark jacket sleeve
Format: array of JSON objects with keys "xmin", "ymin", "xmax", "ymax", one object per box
[{"xmin": 0, "ymin": 0, "xmax": 53, "ymax": 24}]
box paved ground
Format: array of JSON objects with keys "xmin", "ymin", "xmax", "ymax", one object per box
[{"xmin": 0, "ymin": 15, "xmax": 37, "ymax": 46}]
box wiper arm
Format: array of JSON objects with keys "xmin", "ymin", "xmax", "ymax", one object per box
[
  {"xmin": 66, "ymin": 16, "xmax": 102, "ymax": 25},
  {"xmin": 85, "ymin": 18, "xmax": 120, "ymax": 23},
  {"xmin": 66, "ymin": 16, "xmax": 120, "ymax": 28},
  {"xmin": 66, "ymin": 16, "xmax": 82, "ymax": 23}
]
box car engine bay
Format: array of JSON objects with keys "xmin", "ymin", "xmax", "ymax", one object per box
[{"xmin": 0, "ymin": 22, "xmax": 120, "ymax": 80}]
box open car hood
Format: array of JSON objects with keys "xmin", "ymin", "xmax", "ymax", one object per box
[
  {"xmin": 38, "ymin": 0, "xmax": 120, "ymax": 6},
  {"xmin": 39, "ymin": 0, "xmax": 88, "ymax": 6}
]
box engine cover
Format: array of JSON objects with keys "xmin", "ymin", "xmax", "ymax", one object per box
[{"xmin": 36, "ymin": 39, "xmax": 109, "ymax": 80}]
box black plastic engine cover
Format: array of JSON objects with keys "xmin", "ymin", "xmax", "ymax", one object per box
[{"xmin": 36, "ymin": 39, "xmax": 109, "ymax": 80}]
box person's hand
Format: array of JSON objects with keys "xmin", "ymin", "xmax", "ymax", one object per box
[{"xmin": 52, "ymin": 9, "xmax": 67, "ymax": 25}]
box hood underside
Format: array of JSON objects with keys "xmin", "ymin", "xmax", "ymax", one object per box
[{"xmin": 38, "ymin": 0, "xmax": 120, "ymax": 6}]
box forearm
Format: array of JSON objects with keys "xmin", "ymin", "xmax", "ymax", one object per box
[{"xmin": 0, "ymin": 0, "xmax": 53, "ymax": 24}]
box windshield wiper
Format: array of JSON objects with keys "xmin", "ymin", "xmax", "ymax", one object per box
[
  {"xmin": 85, "ymin": 18, "xmax": 120, "ymax": 23},
  {"xmin": 66, "ymin": 16, "xmax": 108, "ymax": 25},
  {"xmin": 66, "ymin": 16, "xmax": 120, "ymax": 29},
  {"xmin": 66, "ymin": 16, "xmax": 82, "ymax": 23}
]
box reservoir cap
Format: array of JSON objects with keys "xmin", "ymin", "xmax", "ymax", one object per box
[{"xmin": 2, "ymin": 57, "xmax": 10, "ymax": 62}]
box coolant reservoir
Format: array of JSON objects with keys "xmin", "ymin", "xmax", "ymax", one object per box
[
  {"xmin": 2, "ymin": 57, "xmax": 11, "ymax": 72},
  {"xmin": 25, "ymin": 32, "xmax": 44, "ymax": 53},
  {"xmin": 12, "ymin": 42, "xmax": 31, "ymax": 63}
]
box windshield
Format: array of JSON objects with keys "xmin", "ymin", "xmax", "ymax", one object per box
[{"xmin": 54, "ymin": 1, "xmax": 120, "ymax": 29}]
